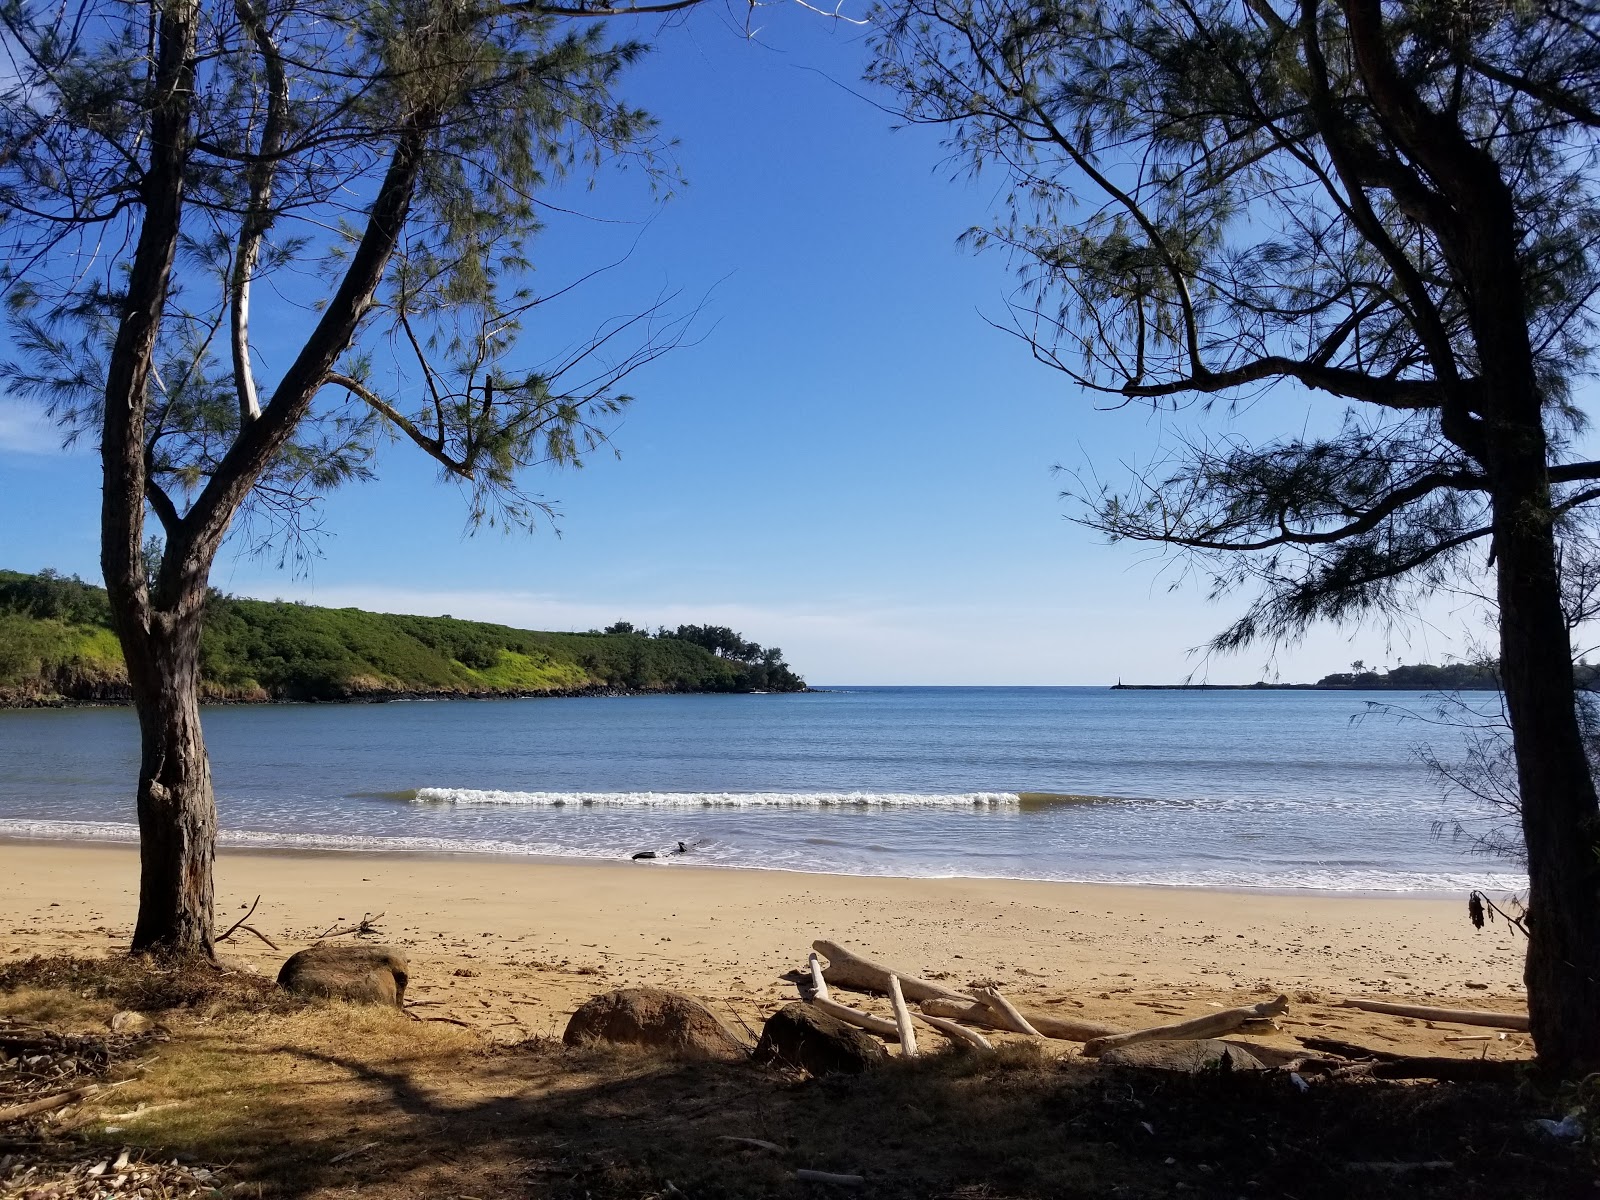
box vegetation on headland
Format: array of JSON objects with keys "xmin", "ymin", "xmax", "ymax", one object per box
[
  {"xmin": 0, "ymin": 569, "xmax": 805, "ymax": 706},
  {"xmin": 1115, "ymin": 661, "xmax": 1600, "ymax": 691}
]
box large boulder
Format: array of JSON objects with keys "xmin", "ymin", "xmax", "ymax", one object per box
[
  {"xmin": 563, "ymin": 987, "xmax": 749, "ymax": 1061},
  {"xmin": 752, "ymin": 1003, "xmax": 888, "ymax": 1076},
  {"xmin": 1097, "ymin": 1038, "xmax": 1266, "ymax": 1073},
  {"xmin": 277, "ymin": 943, "xmax": 410, "ymax": 1007}
]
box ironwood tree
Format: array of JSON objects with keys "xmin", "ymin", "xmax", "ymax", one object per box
[
  {"xmin": 0, "ymin": 0, "xmax": 704, "ymax": 955},
  {"xmin": 869, "ymin": 0, "xmax": 1600, "ymax": 1072}
]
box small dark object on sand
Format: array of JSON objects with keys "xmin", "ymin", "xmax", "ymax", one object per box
[{"xmin": 631, "ymin": 850, "xmax": 657, "ymax": 861}]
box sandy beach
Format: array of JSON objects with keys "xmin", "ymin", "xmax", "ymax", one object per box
[{"xmin": 0, "ymin": 840, "xmax": 1528, "ymax": 1059}]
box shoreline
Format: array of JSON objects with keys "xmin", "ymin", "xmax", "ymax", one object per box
[
  {"xmin": 0, "ymin": 831, "xmax": 1523, "ymax": 900},
  {"xmin": 0, "ymin": 841, "xmax": 1528, "ymax": 1060}
]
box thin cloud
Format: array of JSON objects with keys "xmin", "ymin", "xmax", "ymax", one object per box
[{"xmin": 0, "ymin": 400, "xmax": 66, "ymax": 455}]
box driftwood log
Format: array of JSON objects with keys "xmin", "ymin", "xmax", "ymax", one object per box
[
  {"xmin": 888, "ymin": 976, "xmax": 918, "ymax": 1057},
  {"xmin": 975, "ymin": 987, "xmax": 1043, "ymax": 1037},
  {"xmin": 914, "ymin": 1011, "xmax": 992, "ymax": 1050},
  {"xmin": 809, "ymin": 996, "xmax": 902, "ymax": 1041},
  {"xmin": 1338, "ymin": 999, "xmax": 1529, "ymax": 1031},
  {"xmin": 1082, "ymin": 996, "xmax": 1289, "ymax": 1057},
  {"xmin": 808, "ymin": 952, "xmax": 831, "ymax": 1001},
  {"xmin": 920, "ymin": 997, "xmax": 1119, "ymax": 1042},
  {"xmin": 809, "ymin": 991, "xmax": 987, "ymax": 1052},
  {"xmin": 812, "ymin": 941, "xmax": 972, "ymax": 1004},
  {"xmin": 0, "ymin": 1085, "xmax": 99, "ymax": 1124}
]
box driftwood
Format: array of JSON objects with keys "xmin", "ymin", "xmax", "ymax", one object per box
[
  {"xmin": 1082, "ymin": 995, "xmax": 1289, "ymax": 1057},
  {"xmin": 0, "ymin": 1085, "xmax": 99, "ymax": 1124},
  {"xmin": 1297, "ymin": 1036, "xmax": 1405, "ymax": 1063},
  {"xmin": 215, "ymin": 894, "xmax": 280, "ymax": 951},
  {"xmin": 975, "ymin": 987, "xmax": 1044, "ymax": 1037},
  {"xmin": 810, "ymin": 996, "xmax": 902, "ymax": 1041},
  {"xmin": 808, "ymin": 952, "xmax": 831, "ymax": 1002},
  {"xmin": 1369, "ymin": 1057, "xmax": 1527, "ymax": 1083},
  {"xmin": 888, "ymin": 976, "xmax": 918, "ymax": 1057},
  {"xmin": 812, "ymin": 940, "xmax": 971, "ymax": 1004},
  {"xmin": 920, "ymin": 997, "xmax": 1119, "ymax": 1042},
  {"xmin": 796, "ymin": 1169, "xmax": 864, "ymax": 1186},
  {"xmin": 914, "ymin": 1011, "xmax": 992, "ymax": 1051},
  {"xmin": 1338, "ymin": 999, "xmax": 1529, "ymax": 1031},
  {"xmin": 719, "ymin": 1136, "xmax": 784, "ymax": 1153}
]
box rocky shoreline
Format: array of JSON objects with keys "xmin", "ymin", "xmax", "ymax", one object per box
[{"xmin": 0, "ymin": 681, "xmax": 814, "ymax": 711}]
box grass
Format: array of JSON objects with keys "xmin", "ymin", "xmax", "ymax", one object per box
[{"xmin": 0, "ymin": 954, "xmax": 1587, "ymax": 1200}]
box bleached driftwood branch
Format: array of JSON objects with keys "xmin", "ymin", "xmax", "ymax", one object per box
[
  {"xmin": 1337, "ymin": 999, "xmax": 1529, "ymax": 1031},
  {"xmin": 810, "ymin": 995, "xmax": 901, "ymax": 1041},
  {"xmin": 1082, "ymin": 995, "xmax": 1289, "ymax": 1057},
  {"xmin": 975, "ymin": 986, "xmax": 1043, "ymax": 1037},
  {"xmin": 920, "ymin": 998, "xmax": 1119, "ymax": 1042},
  {"xmin": 913, "ymin": 1011, "xmax": 992, "ymax": 1050},
  {"xmin": 808, "ymin": 951, "xmax": 830, "ymax": 1001},
  {"xmin": 812, "ymin": 940, "xmax": 972, "ymax": 1003},
  {"xmin": 888, "ymin": 975, "xmax": 918, "ymax": 1057}
]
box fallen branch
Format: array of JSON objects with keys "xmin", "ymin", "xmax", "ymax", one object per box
[
  {"xmin": 216, "ymin": 895, "xmax": 268, "ymax": 946},
  {"xmin": 808, "ymin": 952, "xmax": 830, "ymax": 1002},
  {"xmin": 975, "ymin": 987, "xmax": 1043, "ymax": 1037},
  {"xmin": 1337, "ymin": 999, "xmax": 1528, "ymax": 1031},
  {"xmin": 719, "ymin": 1136, "xmax": 784, "ymax": 1153},
  {"xmin": 920, "ymin": 997, "xmax": 1119, "ymax": 1042},
  {"xmin": 1368, "ymin": 1057, "xmax": 1527, "ymax": 1083},
  {"xmin": 317, "ymin": 912, "xmax": 386, "ymax": 940},
  {"xmin": 809, "ymin": 995, "xmax": 901, "ymax": 1041},
  {"xmin": 329, "ymin": 1141, "xmax": 381, "ymax": 1165},
  {"xmin": 812, "ymin": 940, "xmax": 972, "ymax": 1003},
  {"xmin": 888, "ymin": 976, "xmax": 918, "ymax": 1057},
  {"xmin": 1296, "ymin": 1036, "xmax": 1405, "ymax": 1063},
  {"xmin": 1083, "ymin": 995, "xmax": 1289, "ymax": 1057},
  {"xmin": 796, "ymin": 1169, "xmax": 864, "ymax": 1185},
  {"xmin": 0, "ymin": 1085, "xmax": 99, "ymax": 1124},
  {"xmin": 913, "ymin": 1011, "xmax": 992, "ymax": 1051}
]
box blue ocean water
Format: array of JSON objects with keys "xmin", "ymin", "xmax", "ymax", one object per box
[{"xmin": 0, "ymin": 686, "xmax": 1526, "ymax": 892}]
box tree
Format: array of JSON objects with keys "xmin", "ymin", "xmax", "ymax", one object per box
[
  {"xmin": 0, "ymin": 0, "xmax": 702, "ymax": 956},
  {"xmin": 870, "ymin": 0, "xmax": 1600, "ymax": 1071}
]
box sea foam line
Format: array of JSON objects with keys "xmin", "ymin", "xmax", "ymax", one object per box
[{"xmin": 409, "ymin": 788, "xmax": 1026, "ymax": 809}]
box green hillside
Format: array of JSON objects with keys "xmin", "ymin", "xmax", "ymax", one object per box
[{"xmin": 0, "ymin": 569, "xmax": 806, "ymax": 706}]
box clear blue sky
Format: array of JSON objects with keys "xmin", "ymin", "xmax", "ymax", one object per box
[{"xmin": 0, "ymin": 6, "xmax": 1484, "ymax": 684}]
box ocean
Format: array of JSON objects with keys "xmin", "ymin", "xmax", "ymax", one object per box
[{"xmin": 0, "ymin": 686, "xmax": 1527, "ymax": 893}]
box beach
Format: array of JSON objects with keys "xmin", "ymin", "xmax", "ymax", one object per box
[{"xmin": 0, "ymin": 840, "xmax": 1528, "ymax": 1059}]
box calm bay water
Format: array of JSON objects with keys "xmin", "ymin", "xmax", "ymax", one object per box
[{"xmin": 0, "ymin": 686, "xmax": 1525, "ymax": 892}]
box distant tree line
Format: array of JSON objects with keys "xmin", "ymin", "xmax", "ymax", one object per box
[
  {"xmin": 598, "ymin": 621, "xmax": 804, "ymax": 692},
  {"xmin": 1316, "ymin": 660, "xmax": 1600, "ymax": 690},
  {"xmin": 0, "ymin": 569, "xmax": 808, "ymax": 701}
]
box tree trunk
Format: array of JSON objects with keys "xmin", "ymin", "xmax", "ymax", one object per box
[
  {"xmin": 124, "ymin": 606, "xmax": 217, "ymax": 957},
  {"xmin": 1467, "ymin": 195, "xmax": 1600, "ymax": 1072},
  {"xmin": 1491, "ymin": 427, "xmax": 1600, "ymax": 1073}
]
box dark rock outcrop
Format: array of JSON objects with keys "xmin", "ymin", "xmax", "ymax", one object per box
[
  {"xmin": 563, "ymin": 987, "xmax": 749, "ymax": 1061},
  {"xmin": 277, "ymin": 943, "xmax": 410, "ymax": 1007},
  {"xmin": 752, "ymin": 1003, "xmax": 888, "ymax": 1076},
  {"xmin": 1097, "ymin": 1038, "xmax": 1266, "ymax": 1073}
]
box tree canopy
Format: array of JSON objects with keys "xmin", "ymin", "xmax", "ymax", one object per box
[{"xmin": 869, "ymin": 0, "xmax": 1600, "ymax": 646}]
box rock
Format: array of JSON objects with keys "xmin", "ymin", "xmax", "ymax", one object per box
[
  {"xmin": 752, "ymin": 1002, "xmax": 888, "ymax": 1076},
  {"xmin": 109, "ymin": 1010, "xmax": 152, "ymax": 1034},
  {"xmin": 1097, "ymin": 1039, "xmax": 1267, "ymax": 1073},
  {"xmin": 277, "ymin": 943, "xmax": 409, "ymax": 1006},
  {"xmin": 563, "ymin": 987, "xmax": 748, "ymax": 1060}
]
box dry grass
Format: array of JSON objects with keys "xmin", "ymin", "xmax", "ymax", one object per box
[
  {"xmin": 0, "ymin": 954, "xmax": 297, "ymax": 1019},
  {"xmin": 0, "ymin": 955, "xmax": 1588, "ymax": 1200}
]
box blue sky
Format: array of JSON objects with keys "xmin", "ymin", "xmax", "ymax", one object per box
[{"xmin": 0, "ymin": 6, "xmax": 1487, "ymax": 684}]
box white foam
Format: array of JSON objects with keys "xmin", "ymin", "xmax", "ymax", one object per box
[
  {"xmin": 0, "ymin": 818, "xmax": 1530, "ymax": 893},
  {"xmin": 410, "ymin": 788, "xmax": 1024, "ymax": 809}
]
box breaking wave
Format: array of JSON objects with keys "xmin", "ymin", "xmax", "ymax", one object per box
[{"xmin": 405, "ymin": 788, "xmax": 1129, "ymax": 810}]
